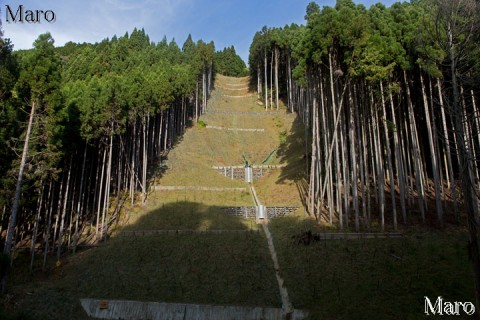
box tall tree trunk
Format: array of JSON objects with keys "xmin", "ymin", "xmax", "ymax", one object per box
[
  {"xmin": 380, "ymin": 82, "xmax": 397, "ymax": 230},
  {"xmin": 57, "ymin": 158, "xmax": 73, "ymax": 260},
  {"xmin": 420, "ymin": 72, "xmax": 443, "ymax": 225},
  {"xmin": 270, "ymin": 51, "xmax": 274, "ymax": 110},
  {"xmin": 130, "ymin": 122, "xmax": 136, "ymax": 205},
  {"xmin": 73, "ymin": 141, "xmax": 88, "ymax": 254},
  {"xmin": 195, "ymin": 82, "xmax": 199, "ymax": 123},
  {"xmin": 349, "ymin": 85, "xmax": 359, "ymax": 231},
  {"xmin": 96, "ymin": 147, "xmax": 107, "ymax": 240},
  {"xmin": 340, "ymin": 95, "xmax": 349, "ymax": 228},
  {"xmin": 329, "ymin": 52, "xmax": 343, "ymax": 230},
  {"xmin": 4, "ymin": 101, "xmax": 36, "ymax": 254},
  {"xmin": 101, "ymin": 134, "xmax": 113, "ymax": 240},
  {"xmin": 30, "ymin": 181, "xmax": 44, "ymax": 272},
  {"xmin": 52, "ymin": 177, "xmax": 64, "ymax": 256},
  {"xmin": 309, "ymin": 91, "xmax": 317, "ymax": 217},
  {"xmin": 275, "ymin": 47, "xmax": 279, "ymax": 110},
  {"xmin": 319, "ymin": 77, "xmax": 334, "ymax": 223},
  {"xmin": 404, "ymin": 70, "xmax": 426, "ymax": 222},
  {"xmin": 389, "ymin": 83, "xmax": 407, "ymax": 224},
  {"xmin": 42, "ymin": 181, "xmax": 54, "ymax": 272},
  {"xmin": 288, "ymin": 55, "xmax": 293, "ymax": 112},
  {"xmin": 371, "ymin": 88, "xmax": 384, "ymax": 231},
  {"xmin": 362, "ymin": 101, "xmax": 371, "ymax": 230},
  {"xmin": 264, "ymin": 51, "xmax": 268, "ymax": 109},
  {"xmin": 142, "ymin": 115, "xmax": 147, "ymax": 206},
  {"xmin": 257, "ymin": 64, "xmax": 261, "ymax": 98}
]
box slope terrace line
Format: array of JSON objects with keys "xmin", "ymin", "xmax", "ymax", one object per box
[{"xmin": 223, "ymin": 94, "xmax": 254, "ymax": 98}]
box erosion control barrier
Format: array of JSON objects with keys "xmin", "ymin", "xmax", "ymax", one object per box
[
  {"xmin": 154, "ymin": 186, "xmax": 246, "ymax": 192},
  {"xmin": 213, "ymin": 165, "xmax": 286, "ymax": 182},
  {"xmin": 206, "ymin": 125, "xmax": 265, "ymax": 132},
  {"xmin": 206, "ymin": 109, "xmax": 279, "ymax": 116},
  {"xmin": 222, "ymin": 206, "xmax": 298, "ymax": 220}
]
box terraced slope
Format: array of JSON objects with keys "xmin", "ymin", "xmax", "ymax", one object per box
[
  {"xmin": 8, "ymin": 75, "xmax": 474, "ymax": 320},
  {"xmin": 11, "ymin": 75, "xmax": 308, "ymax": 320}
]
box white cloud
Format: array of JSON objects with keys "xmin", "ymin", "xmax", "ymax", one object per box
[{"xmin": 2, "ymin": 0, "xmax": 193, "ymax": 49}]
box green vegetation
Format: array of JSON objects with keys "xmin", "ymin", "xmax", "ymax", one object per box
[
  {"xmin": 2, "ymin": 0, "xmax": 480, "ymax": 318},
  {"xmin": 249, "ymin": 0, "xmax": 480, "ymax": 307},
  {"xmin": 10, "ymin": 225, "xmax": 278, "ymax": 319},
  {"xmin": 270, "ymin": 216, "xmax": 474, "ymax": 319},
  {"xmin": 0, "ymin": 28, "xmax": 219, "ymax": 262},
  {"xmin": 215, "ymin": 46, "xmax": 248, "ymax": 77}
]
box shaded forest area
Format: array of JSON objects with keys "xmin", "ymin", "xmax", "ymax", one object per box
[
  {"xmin": 0, "ymin": 24, "xmax": 245, "ymax": 280},
  {"xmin": 249, "ymin": 0, "xmax": 480, "ymax": 308}
]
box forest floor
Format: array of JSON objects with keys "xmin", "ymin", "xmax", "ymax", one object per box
[{"xmin": 2, "ymin": 75, "xmax": 476, "ymax": 319}]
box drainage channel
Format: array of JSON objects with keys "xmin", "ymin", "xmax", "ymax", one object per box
[{"xmin": 248, "ymin": 183, "xmax": 295, "ymax": 318}]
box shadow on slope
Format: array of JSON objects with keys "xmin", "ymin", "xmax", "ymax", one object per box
[
  {"xmin": 274, "ymin": 114, "xmax": 308, "ymax": 207},
  {"xmin": 268, "ymin": 214, "xmax": 474, "ymax": 320},
  {"xmin": 10, "ymin": 200, "xmax": 280, "ymax": 320}
]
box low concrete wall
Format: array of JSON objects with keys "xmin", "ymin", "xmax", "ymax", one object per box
[
  {"xmin": 80, "ymin": 299, "xmax": 307, "ymax": 320},
  {"xmin": 313, "ymin": 233, "xmax": 403, "ymax": 240},
  {"xmin": 154, "ymin": 186, "xmax": 246, "ymax": 192},
  {"xmin": 206, "ymin": 110, "xmax": 279, "ymax": 116},
  {"xmin": 119, "ymin": 229, "xmax": 260, "ymax": 237},
  {"xmin": 222, "ymin": 206, "xmax": 257, "ymax": 219},
  {"xmin": 221, "ymin": 206, "xmax": 298, "ymax": 220},
  {"xmin": 266, "ymin": 206, "xmax": 298, "ymax": 218},
  {"xmin": 206, "ymin": 125, "xmax": 265, "ymax": 132},
  {"xmin": 212, "ymin": 165, "xmax": 286, "ymax": 182},
  {"xmin": 223, "ymin": 94, "xmax": 254, "ymax": 98}
]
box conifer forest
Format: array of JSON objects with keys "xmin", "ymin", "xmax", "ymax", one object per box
[{"xmin": 1, "ymin": 0, "xmax": 480, "ymax": 319}]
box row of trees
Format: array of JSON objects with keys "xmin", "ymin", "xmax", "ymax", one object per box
[
  {"xmin": 214, "ymin": 46, "xmax": 248, "ymax": 77},
  {"xmin": 0, "ymin": 28, "xmax": 220, "ymax": 277},
  {"xmin": 249, "ymin": 0, "xmax": 479, "ymax": 307}
]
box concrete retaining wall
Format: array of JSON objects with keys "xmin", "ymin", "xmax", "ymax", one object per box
[
  {"xmin": 222, "ymin": 206, "xmax": 298, "ymax": 220},
  {"xmin": 206, "ymin": 125, "xmax": 264, "ymax": 132},
  {"xmin": 154, "ymin": 186, "xmax": 246, "ymax": 191},
  {"xmin": 206, "ymin": 110, "xmax": 279, "ymax": 116},
  {"xmin": 213, "ymin": 165, "xmax": 286, "ymax": 182},
  {"xmin": 80, "ymin": 299, "xmax": 307, "ymax": 320},
  {"xmin": 119, "ymin": 229, "xmax": 260, "ymax": 237}
]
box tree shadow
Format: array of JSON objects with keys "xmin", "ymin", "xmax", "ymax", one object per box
[
  {"xmin": 267, "ymin": 214, "xmax": 473, "ymax": 319},
  {"xmin": 146, "ymin": 133, "xmax": 186, "ymax": 183},
  {"xmin": 121, "ymin": 200, "xmax": 255, "ymax": 232},
  {"xmin": 275, "ymin": 114, "xmax": 309, "ymax": 210},
  {"xmin": 13, "ymin": 200, "xmax": 281, "ymax": 319},
  {"xmin": 247, "ymin": 78, "xmax": 257, "ymax": 95}
]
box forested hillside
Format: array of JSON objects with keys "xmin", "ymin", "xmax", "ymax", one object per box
[
  {"xmin": 1, "ymin": 0, "xmax": 480, "ymax": 318},
  {"xmin": 215, "ymin": 46, "xmax": 248, "ymax": 77},
  {"xmin": 0, "ymin": 26, "xmax": 227, "ymax": 274},
  {"xmin": 249, "ymin": 0, "xmax": 480, "ymax": 307}
]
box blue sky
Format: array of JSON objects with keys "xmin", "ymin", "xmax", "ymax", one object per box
[{"xmin": 2, "ymin": 0, "xmax": 400, "ymax": 64}]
